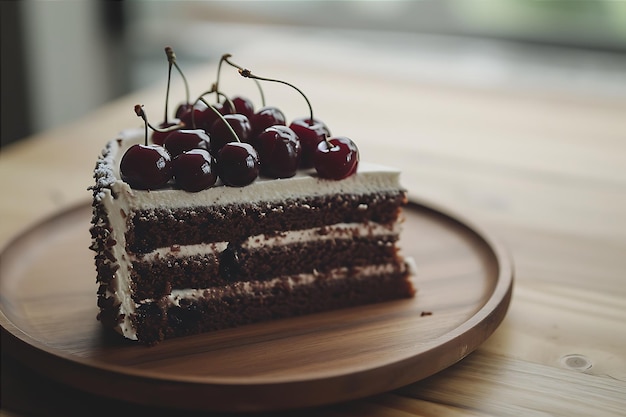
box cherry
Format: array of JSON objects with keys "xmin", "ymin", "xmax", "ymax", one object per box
[
  {"xmin": 120, "ymin": 105, "xmax": 173, "ymax": 189},
  {"xmin": 313, "ymin": 136, "xmax": 359, "ymax": 180},
  {"xmin": 175, "ymin": 102, "xmax": 193, "ymax": 121},
  {"xmin": 163, "ymin": 129, "xmax": 210, "ymax": 158},
  {"xmin": 172, "ymin": 149, "xmax": 217, "ymax": 192},
  {"xmin": 196, "ymin": 97, "xmax": 259, "ymax": 187},
  {"xmin": 120, "ymin": 144, "xmax": 173, "ymax": 189},
  {"xmin": 289, "ymin": 117, "xmax": 331, "ymax": 169},
  {"xmin": 210, "ymin": 114, "xmax": 251, "ymax": 155},
  {"xmin": 178, "ymin": 101, "xmax": 208, "ymax": 129},
  {"xmin": 254, "ymin": 125, "xmax": 301, "ymax": 178},
  {"xmin": 151, "ymin": 120, "xmax": 180, "ymax": 146},
  {"xmin": 196, "ymin": 101, "xmax": 232, "ymax": 131},
  {"xmin": 217, "ymin": 142, "xmax": 259, "ymax": 187},
  {"xmin": 250, "ymin": 106, "xmax": 286, "ymax": 138},
  {"xmin": 222, "ymin": 96, "xmax": 255, "ymax": 119}
]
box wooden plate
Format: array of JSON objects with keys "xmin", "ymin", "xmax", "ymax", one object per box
[{"xmin": 0, "ymin": 200, "xmax": 513, "ymax": 412}]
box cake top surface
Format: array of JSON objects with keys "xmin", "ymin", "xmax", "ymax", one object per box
[{"xmin": 93, "ymin": 129, "xmax": 404, "ymax": 210}]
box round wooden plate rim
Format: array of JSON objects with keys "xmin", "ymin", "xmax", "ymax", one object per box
[{"xmin": 0, "ymin": 197, "xmax": 513, "ymax": 408}]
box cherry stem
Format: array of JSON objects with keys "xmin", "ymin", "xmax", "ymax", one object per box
[
  {"xmin": 322, "ymin": 131, "xmax": 333, "ymax": 148},
  {"xmin": 134, "ymin": 104, "xmax": 183, "ymax": 142},
  {"xmin": 196, "ymin": 96, "xmax": 241, "ymax": 143},
  {"xmin": 221, "ymin": 54, "xmax": 266, "ymax": 107},
  {"xmin": 151, "ymin": 121, "xmax": 185, "ymax": 133},
  {"xmin": 197, "ymin": 88, "xmax": 236, "ymax": 117},
  {"xmin": 190, "ymin": 87, "xmax": 235, "ymax": 131},
  {"xmin": 238, "ymin": 67, "xmax": 314, "ymax": 125},
  {"xmin": 166, "ymin": 46, "xmax": 190, "ymax": 106},
  {"xmin": 214, "ymin": 55, "xmax": 226, "ymax": 104},
  {"xmin": 134, "ymin": 105, "xmax": 149, "ymax": 146},
  {"xmin": 163, "ymin": 47, "xmax": 173, "ymax": 123}
]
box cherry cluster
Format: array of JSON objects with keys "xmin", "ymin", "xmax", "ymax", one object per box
[{"xmin": 120, "ymin": 48, "xmax": 359, "ymax": 192}]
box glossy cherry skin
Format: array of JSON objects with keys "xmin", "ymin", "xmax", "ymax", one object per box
[
  {"xmin": 222, "ymin": 96, "xmax": 255, "ymax": 120},
  {"xmin": 209, "ymin": 114, "xmax": 252, "ymax": 156},
  {"xmin": 255, "ymin": 125, "xmax": 301, "ymax": 178},
  {"xmin": 120, "ymin": 144, "xmax": 173, "ymax": 189},
  {"xmin": 217, "ymin": 142, "xmax": 260, "ymax": 187},
  {"xmin": 196, "ymin": 102, "xmax": 232, "ymax": 132},
  {"xmin": 250, "ymin": 106, "xmax": 286, "ymax": 138},
  {"xmin": 289, "ymin": 117, "xmax": 331, "ymax": 169},
  {"xmin": 151, "ymin": 120, "xmax": 180, "ymax": 146},
  {"xmin": 172, "ymin": 149, "xmax": 218, "ymax": 192},
  {"xmin": 163, "ymin": 129, "xmax": 210, "ymax": 158},
  {"xmin": 313, "ymin": 137, "xmax": 359, "ymax": 180},
  {"xmin": 175, "ymin": 102, "xmax": 193, "ymax": 120},
  {"xmin": 177, "ymin": 101, "xmax": 208, "ymax": 129}
]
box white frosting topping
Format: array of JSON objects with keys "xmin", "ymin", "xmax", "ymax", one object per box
[{"xmin": 104, "ymin": 129, "xmax": 403, "ymax": 210}]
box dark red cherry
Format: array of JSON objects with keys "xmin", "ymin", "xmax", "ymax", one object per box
[
  {"xmin": 120, "ymin": 144, "xmax": 173, "ymax": 189},
  {"xmin": 196, "ymin": 101, "xmax": 232, "ymax": 131},
  {"xmin": 209, "ymin": 114, "xmax": 252, "ymax": 156},
  {"xmin": 163, "ymin": 129, "xmax": 210, "ymax": 157},
  {"xmin": 250, "ymin": 106, "xmax": 286, "ymax": 138},
  {"xmin": 177, "ymin": 101, "xmax": 207, "ymax": 129},
  {"xmin": 289, "ymin": 118, "xmax": 330, "ymax": 169},
  {"xmin": 222, "ymin": 96, "xmax": 255, "ymax": 119},
  {"xmin": 217, "ymin": 142, "xmax": 259, "ymax": 187},
  {"xmin": 233, "ymin": 96, "xmax": 255, "ymax": 119},
  {"xmin": 313, "ymin": 137, "xmax": 359, "ymax": 180},
  {"xmin": 255, "ymin": 125, "xmax": 301, "ymax": 178},
  {"xmin": 175, "ymin": 102, "xmax": 193, "ymax": 120},
  {"xmin": 151, "ymin": 120, "xmax": 180, "ymax": 146},
  {"xmin": 172, "ymin": 149, "xmax": 217, "ymax": 192}
]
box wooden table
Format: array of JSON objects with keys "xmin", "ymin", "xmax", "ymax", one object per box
[{"xmin": 2, "ymin": 32, "xmax": 625, "ymax": 416}]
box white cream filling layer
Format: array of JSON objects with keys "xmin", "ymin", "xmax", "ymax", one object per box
[
  {"xmin": 132, "ymin": 242, "xmax": 229, "ymax": 262},
  {"xmin": 132, "ymin": 222, "xmax": 400, "ymax": 262}
]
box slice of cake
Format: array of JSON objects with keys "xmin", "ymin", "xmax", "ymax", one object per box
[{"xmin": 90, "ymin": 129, "xmax": 414, "ymax": 344}]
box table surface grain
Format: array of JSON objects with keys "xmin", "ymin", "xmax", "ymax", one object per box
[{"xmin": 1, "ymin": 32, "xmax": 625, "ymax": 417}]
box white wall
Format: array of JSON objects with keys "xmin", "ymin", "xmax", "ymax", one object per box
[{"xmin": 22, "ymin": 1, "xmax": 115, "ymax": 132}]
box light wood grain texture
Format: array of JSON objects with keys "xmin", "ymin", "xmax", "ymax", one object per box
[
  {"xmin": 1, "ymin": 27, "xmax": 625, "ymax": 416},
  {"xmin": 0, "ymin": 202, "xmax": 512, "ymax": 411}
]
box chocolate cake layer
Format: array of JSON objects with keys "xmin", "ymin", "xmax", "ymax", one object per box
[
  {"xmin": 130, "ymin": 253, "xmax": 220, "ymax": 300},
  {"xmin": 220, "ymin": 236, "xmax": 400, "ymax": 282},
  {"xmin": 127, "ymin": 192, "xmax": 406, "ymax": 253},
  {"xmin": 132, "ymin": 269, "xmax": 415, "ymax": 344},
  {"xmin": 129, "ymin": 236, "xmax": 401, "ymax": 301}
]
